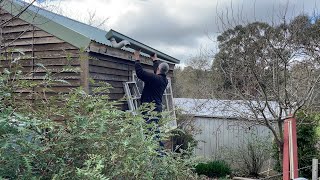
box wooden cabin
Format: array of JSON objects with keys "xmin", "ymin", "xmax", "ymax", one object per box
[{"xmin": 0, "ymin": 0, "xmax": 180, "ymax": 110}]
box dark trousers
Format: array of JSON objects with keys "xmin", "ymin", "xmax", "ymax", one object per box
[
  {"xmin": 142, "ymin": 104, "xmax": 164, "ymax": 151},
  {"xmin": 146, "ymin": 117, "xmax": 164, "ymax": 148}
]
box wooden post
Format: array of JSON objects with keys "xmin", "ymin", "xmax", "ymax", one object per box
[
  {"xmin": 283, "ymin": 115, "xmax": 299, "ymax": 180},
  {"xmin": 80, "ymin": 53, "xmax": 89, "ymax": 93},
  {"xmin": 312, "ymin": 159, "xmax": 318, "ymax": 180},
  {"xmin": 283, "ymin": 120, "xmax": 290, "ymax": 180},
  {"xmin": 290, "ymin": 117, "xmax": 299, "ymax": 179}
]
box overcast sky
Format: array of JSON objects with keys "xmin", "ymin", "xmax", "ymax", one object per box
[{"xmin": 29, "ymin": 0, "xmax": 320, "ymax": 63}]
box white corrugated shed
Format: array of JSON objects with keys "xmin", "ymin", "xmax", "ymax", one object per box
[{"xmin": 174, "ymin": 98, "xmax": 276, "ymax": 159}]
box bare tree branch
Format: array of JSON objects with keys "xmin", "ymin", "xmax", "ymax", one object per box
[{"xmin": 0, "ymin": 0, "xmax": 37, "ymax": 27}]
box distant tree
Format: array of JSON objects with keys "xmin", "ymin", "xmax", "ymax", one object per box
[
  {"xmin": 212, "ymin": 14, "xmax": 320, "ymax": 163},
  {"xmin": 173, "ymin": 54, "xmax": 215, "ymax": 98}
]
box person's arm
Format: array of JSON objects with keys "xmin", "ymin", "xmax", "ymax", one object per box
[
  {"xmin": 151, "ymin": 54, "xmax": 160, "ymax": 74},
  {"xmin": 133, "ymin": 50, "xmax": 156, "ymax": 82}
]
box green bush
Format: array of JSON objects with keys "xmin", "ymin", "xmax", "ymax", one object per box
[
  {"xmin": 0, "ymin": 88, "xmax": 202, "ymax": 179},
  {"xmin": 171, "ymin": 128, "xmax": 197, "ymax": 154},
  {"xmin": 296, "ymin": 112, "xmax": 320, "ymax": 178},
  {"xmin": 171, "ymin": 110, "xmax": 199, "ymax": 156},
  {"xmin": 219, "ymin": 134, "xmax": 272, "ymax": 177},
  {"xmin": 0, "ymin": 52, "xmax": 201, "ymax": 179},
  {"xmin": 195, "ymin": 160, "xmax": 231, "ymax": 178}
]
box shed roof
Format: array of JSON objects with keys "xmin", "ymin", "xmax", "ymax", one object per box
[
  {"xmin": 174, "ymin": 98, "xmax": 280, "ymax": 120},
  {"xmin": 1, "ymin": 0, "xmax": 180, "ymax": 64}
]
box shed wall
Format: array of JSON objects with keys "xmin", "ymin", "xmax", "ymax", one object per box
[
  {"xmin": 0, "ymin": 10, "xmax": 82, "ymax": 98},
  {"xmin": 192, "ymin": 116, "xmax": 273, "ymax": 158}
]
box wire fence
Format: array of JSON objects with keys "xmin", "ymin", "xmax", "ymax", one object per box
[{"xmin": 259, "ymin": 162, "xmax": 320, "ymax": 179}]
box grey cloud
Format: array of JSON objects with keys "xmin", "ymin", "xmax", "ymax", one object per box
[
  {"xmin": 110, "ymin": 0, "xmax": 319, "ymax": 61},
  {"xmin": 215, "ymin": 0, "xmax": 320, "ymax": 27},
  {"xmin": 114, "ymin": 4, "xmax": 214, "ymax": 47},
  {"xmin": 111, "ymin": 1, "xmax": 215, "ymax": 61},
  {"xmin": 53, "ymin": 0, "xmax": 320, "ymax": 61}
]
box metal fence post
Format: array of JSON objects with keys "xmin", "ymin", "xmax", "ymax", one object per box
[{"xmin": 312, "ymin": 158, "xmax": 318, "ymax": 180}]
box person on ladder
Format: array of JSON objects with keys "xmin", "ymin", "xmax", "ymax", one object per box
[{"xmin": 133, "ymin": 50, "xmax": 169, "ymax": 151}]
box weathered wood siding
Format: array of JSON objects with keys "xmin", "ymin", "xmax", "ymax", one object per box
[
  {"xmin": 0, "ymin": 10, "xmax": 82, "ymax": 98},
  {"xmin": 88, "ymin": 53, "xmax": 131, "ymax": 102},
  {"xmin": 88, "ymin": 51, "xmax": 175, "ymax": 110}
]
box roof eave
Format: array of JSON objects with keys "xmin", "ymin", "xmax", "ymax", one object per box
[
  {"xmin": 106, "ymin": 29, "xmax": 180, "ymax": 64},
  {"xmin": 183, "ymin": 113, "xmax": 276, "ymax": 122}
]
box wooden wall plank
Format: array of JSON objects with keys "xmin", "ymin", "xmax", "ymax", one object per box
[
  {"xmin": 0, "ymin": 65, "xmax": 80, "ymax": 73},
  {"xmin": 34, "ymin": 58, "xmax": 80, "ymax": 66},
  {"xmin": 0, "ymin": 58, "xmax": 80, "ymax": 67},
  {"xmin": 90, "ymin": 72, "xmax": 129, "ymax": 82},
  {"xmin": 0, "ymin": 13, "xmax": 29, "ymax": 24},
  {"xmin": 1, "ymin": 50, "xmax": 80, "ymax": 60},
  {"xmin": 34, "ymin": 86, "xmax": 77, "ymax": 93},
  {"xmin": 106, "ymin": 93, "xmax": 125, "ymax": 101},
  {"xmin": 32, "ymin": 79, "xmax": 81, "ymax": 87},
  {"xmin": 4, "ymin": 37, "xmax": 66, "ymax": 46},
  {"xmin": 89, "ymin": 59, "xmax": 129, "ymax": 71},
  {"xmin": 90, "ymin": 80, "xmax": 126, "ymax": 88},
  {"xmin": 2, "ymin": 24, "xmax": 39, "ymax": 33},
  {"xmin": 4, "ymin": 19, "xmax": 30, "ymax": 27},
  {"xmin": 89, "ymin": 65, "xmax": 129, "ymax": 76},
  {"xmin": 33, "ymin": 43, "xmax": 78, "ymax": 51},
  {"xmin": 3, "ymin": 30, "xmax": 53, "ymax": 40},
  {"xmin": 33, "ymin": 72, "xmax": 80, "ymax": 79},
  {"xmin": 1, "ymin": 43, "xmax": 78, "ymax": 53},
  {"xmin": 34, "ymin": 50, "xmax": 80, "ymax": 58}
]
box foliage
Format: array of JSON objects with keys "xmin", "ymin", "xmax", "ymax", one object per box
[
  {"xmin": 172, "ymin": 54, "xmax": 215, "ymax": 99},
  {"xmin": 170, "ymin": 110, "xmax": 199, "ymax": 155},
  {"xmin": 296, "ymin": 112, "xmax": 320, "ymax": 178},
  {"xmin": 221, "ymin": 134, "xmax": 272, "ymax": 177},
  {"xmin": 195, "ymin": 160, "xmax": 231, "ymax": 178},
  {"xmin": 171, "ymin": 128, "xmax": 197, "ymax": 154},
  {"xmin": 0, "ymin": 52, "xmax": 201, "ymax": 179}
]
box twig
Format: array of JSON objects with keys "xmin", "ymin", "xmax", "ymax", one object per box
[{"xmin": 0, "ymin": 0, "xmax": 37, "ymax": 27}]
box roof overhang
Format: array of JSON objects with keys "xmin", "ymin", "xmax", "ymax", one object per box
[
  {"xmin": 106, "ymin": 29, "xmax": 180, "ymax": 64},
  {"xmin": 1, "ymin": 0, "xmax": 92, "ymax": 49}
]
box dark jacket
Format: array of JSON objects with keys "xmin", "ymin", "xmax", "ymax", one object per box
[{"xmin": 135, "ymin": 60, "xmax": 168, "ymax": 112}]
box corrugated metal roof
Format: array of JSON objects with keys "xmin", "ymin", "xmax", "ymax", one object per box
[
  {"xmin": 174, "ymin": 98, "xmax": 280, "ymax": 120},
  {"xmin": 13, "ymin": 0, "xmax": 111, "ymax": 46}
]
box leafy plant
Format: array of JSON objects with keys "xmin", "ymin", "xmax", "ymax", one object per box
[
  {"xmin": 171, "ymin": 128, "xmax": 197, "ymax": 154},
  {"xmin": 222, "ymin": 134, "xmax": 272, "ymax": 177},
  {"xmin": 171, "ymin": 109, "xmax": 199, "ymax": 156},
  {"xmin": 195, "ymin": 160, "xmax": 231, "ymax": 178}
]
